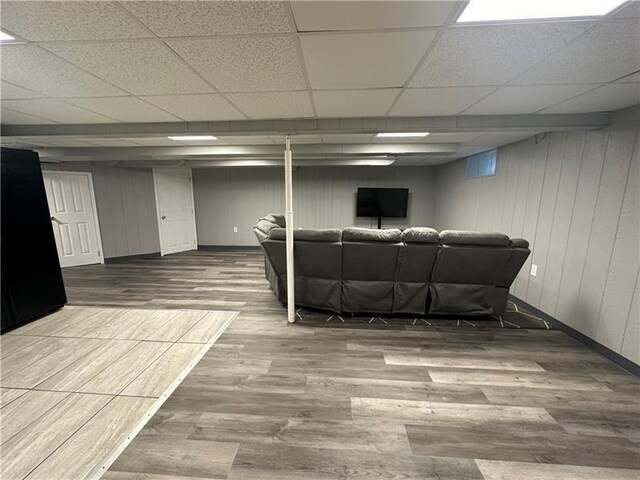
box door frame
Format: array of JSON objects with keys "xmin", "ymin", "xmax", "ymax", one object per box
[
  {"xmin": 152, "ymin": 167, "xmax": 198, "ymax": 256},
  {"xmin": 43, "ymin": 170, "xmax": 105, "ymax": 265}
]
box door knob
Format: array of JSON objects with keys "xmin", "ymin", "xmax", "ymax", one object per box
[
  {"xmin": 51, "ymin": 216, "xmax": 63, "ymax": 224},
  {"xmin": 161, "ymin": 215, "xmax": 166, "ymax": 220}
]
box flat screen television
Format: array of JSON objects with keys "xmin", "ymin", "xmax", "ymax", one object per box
[{"xmin": 356, "ymin": 187, "xmax": 409, "ymax": 219}]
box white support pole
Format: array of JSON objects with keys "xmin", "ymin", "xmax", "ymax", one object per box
[{"xmin": 284, "ymin": 136, "xmax": 296, "ymax": 324}]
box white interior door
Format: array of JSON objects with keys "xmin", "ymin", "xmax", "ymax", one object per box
[
  {"xmin": 43, "ymin": 171, "xmax": 104, "ymax": 268},
  {"xmin": 153, "ymin": 167, "xmax": 197, "ymax": 256}
]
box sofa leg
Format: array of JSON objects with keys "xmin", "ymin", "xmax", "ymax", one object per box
[
  {"xmin": 369, "ymin": 317, "xmax": 388, "ymax": 324},
  {"xmin": 412, "ymin": 318, "xmax": 433, "ymax": 326}
]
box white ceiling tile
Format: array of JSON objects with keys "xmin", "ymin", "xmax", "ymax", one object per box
[
  {"xmin": 463, "ymin": 85, "xmax": 598, "ymax": 115},
  {"xmin": 411, "ymin": 22, "xmax": 593, "ymax": 87},
  {"xmin": 463, "ymin": 132, "xmax": 540, "ymax": 147},
  {"xmin": 539, "ymin": 83, "xmax": 640, "ymax": 114},
  {"xmin": 123, "ymin": 1, "xmax": 291, "ymax": 36},
  {"xmin": 321, "ymin": 134, "xmax": 375, "ymax": 144},
  {"xmin": 313, "ymin": 89, "xmax": 400, "ymax": 117},
  {"xmin": 301, "ymin": 31, "xmax": 437, "ymax": 89},
  {"xmin": 1, "ymin": 45, "xmax": 126, "ymax": 97},
  {"xmin": 1, "ymin": 109, "xmax": 54, "ymax": 125},
  {"xmin": 511, "ymin": 18, "xmax": 640, "ymax": 85},
  {"xmin": 225, "ymin": 92, "xmax": 314, "ymax": 119},
  {"xmin": 168, "ymin": 37, "xmax": 306, "ymax": 92},
  {"xmin": 141, "ymin": 94, "xmax": 246, "ymax": 121},
  {"xmin": 291, "ymin": 1, "xmax": 460, "ymax": 31},
  {"xmin": 45, "ymin": 41, "xmax": 214, "ymax": 95},
  {"xmin": 218, "ymin": 136, "xmax": 275, "ymax": 145},
  {"xmin": 0, "ymin": 1, "xmax": 151, "ymax": 41},
  {"xmin": 2, "ymin": 99, "xmax": 118, "ymax": 124},
  {"xmin": 1, "ymin": 81, "xmax": 44, "ymax": 100},
  {"xmin": 389, "ymin": 87, "xmax": 495, "ymax": 116},
  {"xmin": 63, "ymin": 97, "xmax": 181, "ymax": 123},
  {"xmin": 270, "ymin": 135, "xmax": 323, "ymax": 144}
]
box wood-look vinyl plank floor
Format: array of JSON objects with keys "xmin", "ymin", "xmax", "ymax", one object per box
[
  {"xmin": 406, "ymin": 423, "xmax": 640, "ymax": 468},
  {"xmin": 50, "ymin": 249, "xmax": 640, "ymax": 479},
  {"xmin": 475, "ymin": 459, "xmax": 640, "ymax": 480},
  {"xmin": 384, "ymin": 353, "xmax": 546, "ymax": 371}
]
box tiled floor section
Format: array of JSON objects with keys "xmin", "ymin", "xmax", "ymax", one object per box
[{"xmin": 0, "ymin": 306, "xmax": 236, "ymax": 479}]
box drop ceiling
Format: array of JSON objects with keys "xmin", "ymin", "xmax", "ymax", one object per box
[{"xmin": 0, "ymin": 0, "xmax": 638, "ymax": 167}]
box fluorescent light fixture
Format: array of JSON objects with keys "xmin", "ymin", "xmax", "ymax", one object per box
[
  {"xmin": 0, "ymin": 31, "xmax": 15, "ymax": 42},
  {"xmin": 168, "ymin": 135, "xmax": 217, "ymax": 141},
  {"xmin": 457, "ymin": 0, "xmax": 627, "ymax": 23},
  {"xmin": 376, "ymin": 132, "xmax": 429, "ymax": 138}
]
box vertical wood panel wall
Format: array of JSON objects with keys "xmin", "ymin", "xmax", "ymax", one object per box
[
  {"xmin": 44, "ymin": 163, "xmax": 161, "ymax": 259},
  {"xmin": 193, "ymin": 166, "xmax": 438, "ymax": 246},
  {"xmin": 434, "ymin": 105, "xmax": 639, "ymax": 364}
]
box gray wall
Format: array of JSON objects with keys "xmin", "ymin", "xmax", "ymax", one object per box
[
  {"xmin": 43, "ymin": 163, "xmax": 161, "ymax": 259},
  {"xmin": 434, "ymin": 105, "xmax": 639, "ymax": 364},
  {"xmin": 193, "ymin": 166, "xmax": 438, "ymax": 246}
]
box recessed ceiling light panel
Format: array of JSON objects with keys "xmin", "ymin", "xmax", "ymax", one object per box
[
  {"xmin": 0, "ymin": 31, "xmax": 16, "ymax": 42},
  {"xmin": 376, "ymin": 132, "xmax": 429, "ymax": 138},
  {"xmin": 168, "ymin": 135, "xmax": 218, "ymax": 141},
  {"xmin": 457, "ymin": 0, "xmax": 627, "ymax": 23}
]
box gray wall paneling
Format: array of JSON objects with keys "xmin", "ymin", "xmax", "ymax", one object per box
[
  {"xmin": 435, "ymin": 105, "xmax": 639, "ymax": 364},
  {"xmin": 193, "ymin": 166, "xmax": 437, "ymax": 246}
]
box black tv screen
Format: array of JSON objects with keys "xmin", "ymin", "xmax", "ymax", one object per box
[{"xmin": 356, "ymin": 188, "xmax": 409, "ymax": 218}]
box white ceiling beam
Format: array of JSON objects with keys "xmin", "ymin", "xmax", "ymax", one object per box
[
  {"xmin": 1, "ymin": 113, "xmax": 609, "ymax": 138},
  {"xmin": 35, "ymin": 142, "xmax": 459, "ymax": 161}
]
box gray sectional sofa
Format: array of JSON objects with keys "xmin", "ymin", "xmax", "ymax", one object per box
[{"xmin": 253, "ymin": 214, "xmax": 530, "ymax": 316}]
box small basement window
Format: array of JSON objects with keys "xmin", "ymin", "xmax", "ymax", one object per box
[{"xmin": 466, "ymin": 149, "xmax": 497, "ymax": 178}]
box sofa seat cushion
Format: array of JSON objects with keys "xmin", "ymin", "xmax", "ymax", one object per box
[
  {"xmin": 269, "ymin": 228, "xmax": 342, "ymax": 242},
  {"xmin": 342, "ymin": 227, "xmax": 402, "ymax": 243},
  {"xmin": 440, "ymin": 230, "xmax": 510, "ymax": 246},
  {"xmin": 402, "ymin": 227, "xmax": 439, "ymax": 243}
]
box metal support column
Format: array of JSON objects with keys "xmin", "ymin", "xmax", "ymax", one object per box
[{"xmin": 284, "ymin": 137, "xmax": 295, "ymax": 323}]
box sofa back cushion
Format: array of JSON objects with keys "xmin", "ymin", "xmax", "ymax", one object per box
[
  {"xmin": 269, "ymin": 228, "xmax": 341, "ymax": 242},
  {"xmin": 264, "ymin": 213, "xmax": 286, "ymax": 227},
  {"xmin": 342, "ymin": 227, "xmax": 402, "ymax": 243},
  {"xmin": 439, "ymin": 230, "xmax": 510, "ymax": 246},
  {"xmin": 402, "ymin": 227, "xmax": 439, "ymax": 244},
  {"xmin": 341, "ymin": 236, "xmax": 402, "ymax": 313},
  {"xmin": 255, "ymin": 219, "xmax": 279, "ymax": 235}
]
